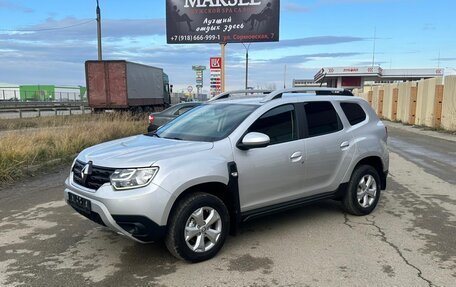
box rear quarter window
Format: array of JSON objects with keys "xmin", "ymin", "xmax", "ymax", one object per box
[{"xmin": 340, "ymin": 102, "xmax": 367, "ymax": 126}]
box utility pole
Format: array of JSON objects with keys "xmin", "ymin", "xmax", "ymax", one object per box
[
  {"xmin": 242, "ymin": 43, "xmax": 251, "ymax": 90},
  {"xmin": 96, "ymin": 0, "xmax": 102, "ymax": 60},
  {"xmin": 283, "ymin": 64, "xmax": 287, "ymax": 88}
]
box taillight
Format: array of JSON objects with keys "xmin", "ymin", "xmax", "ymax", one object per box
[{"xmin": 148, "ymin": 114, "xmax": 154, "ymax": 124}]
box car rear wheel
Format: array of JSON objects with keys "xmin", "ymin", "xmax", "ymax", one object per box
[
  {"xmin": 343, "ymin": 165, "xmax": 381, "ymax": 216},
  {"xmin": 165, "ymin": 192, "xmax": 229, "ymax": 262}
]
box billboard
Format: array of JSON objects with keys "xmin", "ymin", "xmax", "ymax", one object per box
[{"xmin": 166, "ymin": 0, "xmax": 280, "ymax": 44}]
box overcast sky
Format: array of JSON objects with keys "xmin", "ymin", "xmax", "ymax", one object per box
[{"xmin": 0, "ymin": 0, "xmax": 455, "ymax": 92}]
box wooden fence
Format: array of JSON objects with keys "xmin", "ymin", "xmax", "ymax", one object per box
[{"xmin": 353, "ymin": 76, "xmax": 456, "ymax": 131}]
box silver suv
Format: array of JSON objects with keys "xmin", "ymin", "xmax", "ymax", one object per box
[{"xmin": 64, "ymin": 88, "xmax": 389, "ymax": 262}]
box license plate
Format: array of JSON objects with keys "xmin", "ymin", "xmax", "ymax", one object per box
[{"xmin": 68, "ymin": 192, "xmax": 92, "ymax": 214}]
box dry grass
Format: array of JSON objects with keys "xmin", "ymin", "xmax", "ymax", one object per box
[{"xmin": 0, "ymin": 113, "xmax": 148, "ymax": 183}]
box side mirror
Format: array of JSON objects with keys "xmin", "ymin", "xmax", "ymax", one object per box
[{"xmin": 237, "ymin": 132, "xmax": 270, "ymax": 150}]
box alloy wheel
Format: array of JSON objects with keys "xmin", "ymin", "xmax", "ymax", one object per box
[
  {"xmin": 357, "ymin": 175, "xmax": 377, "ymax": 208},
  {"xmin": 184, "ymin": 207, "xmax": 222, "ymax": 253}
]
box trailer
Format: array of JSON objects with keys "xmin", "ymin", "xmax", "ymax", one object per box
[{"xmin": 85, "ymin": 60, "xmax": 170, "ymax": 112}]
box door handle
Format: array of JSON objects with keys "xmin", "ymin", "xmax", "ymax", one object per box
[
  {"xmin": 290, "ymin": 151, "xmax": 303, "ymax": 162},
  {"xmin": 340, "ymin": 141, "xmax": 350, "ymax": 149}
]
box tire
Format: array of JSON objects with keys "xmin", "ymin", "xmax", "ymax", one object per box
[
  {"xmin": 343, "ymin": 165, "xmax": 381, "ymax": 216},
  {"xmin": 165, "ymin": 192, "xmax": 230, "ymax": 262}
]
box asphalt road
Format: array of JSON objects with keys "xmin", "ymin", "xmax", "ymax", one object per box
[{"xmin": 0, "ymin": 122, "xmax": 455, "ymax": 287}]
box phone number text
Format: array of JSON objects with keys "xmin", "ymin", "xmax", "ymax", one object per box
[{"xmin": 169, "ymin": 35, "xmax": 221, "ymax": 42}]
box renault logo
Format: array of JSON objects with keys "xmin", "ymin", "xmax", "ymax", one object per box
[{"xmin": 81, "ymin": 161, "xmax": 93, "ymax": 183}]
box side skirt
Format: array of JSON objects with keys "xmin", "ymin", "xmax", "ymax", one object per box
[{"xmin": 240, "ymin": 183, "xmax": 349, "ymax": 223}]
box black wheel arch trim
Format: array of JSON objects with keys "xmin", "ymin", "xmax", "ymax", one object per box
[
  {"xmin": 381, "ymin": 170, "xmax": 388, "ymax": 190},
  {"xmin": 227, "ymin": 161, "xmax": 241, "ymax": 236}
]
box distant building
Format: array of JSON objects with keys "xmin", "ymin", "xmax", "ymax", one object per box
[
  {"xmin": 292, "ymin": 79, "xmax": 326, "ymax": 88},
  {"xmin": 0, "ymin": 84, "xmax": 20, "ymax": 101},
  {"xmin": 312, "ymin": 66, "xmax": 444, "ymax": 90}
]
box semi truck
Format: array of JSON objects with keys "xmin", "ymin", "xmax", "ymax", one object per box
[{"xmin": 85, "ymin": 60, "xmax": 171, "ymax": 112}]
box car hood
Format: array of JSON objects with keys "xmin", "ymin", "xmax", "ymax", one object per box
[{"xmin": 77, "ymin": 135, "xmax": 214, "ymax": 168}]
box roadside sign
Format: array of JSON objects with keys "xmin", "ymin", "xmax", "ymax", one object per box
[
  {"xmin": 192, "ymin": 65, "xmax": 206, "ymax": 89},
  {"xmin": 187, "ymin": 86, "xmax": 193, "ymax": 93},
  {"xmin": 210, "ymin": 57, "xmax": 222, "ymax": 69},
  {"xmin": 210, "ymin": 56, "xmax": 222, "ymax": 96}
]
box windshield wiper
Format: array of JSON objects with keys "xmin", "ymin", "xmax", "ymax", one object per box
[{"xmin": 165, "ymin": 137, "xmax": 183, "ymax": 141}]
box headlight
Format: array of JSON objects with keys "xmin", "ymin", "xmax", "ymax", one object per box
[{"xmin": 110, "ymin": 167, "xmax": 159, "ymax": 190}]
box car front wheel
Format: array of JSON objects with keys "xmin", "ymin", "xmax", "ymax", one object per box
[{"xmin": 165, "ymin": 192, "xmax": 229, "ymax": 262}]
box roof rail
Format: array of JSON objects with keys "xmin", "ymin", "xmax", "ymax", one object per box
[
  {"xmin": 260, "ymin": 87, "xmax": 354, "ymax": 102},
  {"xmin": 208, "ymin": 89, "xmax": 273, "ymax": 102}
]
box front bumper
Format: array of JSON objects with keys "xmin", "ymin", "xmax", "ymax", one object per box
[{"xmin": 64, "ymin": 175, "xmax": 174, "ymax": 243}]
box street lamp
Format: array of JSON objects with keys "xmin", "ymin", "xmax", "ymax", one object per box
[
  {"xmin": 96, "ymin": 0, "xmax": 102, "ymax": 60},
  {"xmin": 241, "ymin": 43, "xmax": 251, "ymax": 90}
]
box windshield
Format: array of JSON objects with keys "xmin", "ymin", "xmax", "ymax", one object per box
[{"xmin": 154, "ymin": 103, "xmax": 258, "ymax": 142}]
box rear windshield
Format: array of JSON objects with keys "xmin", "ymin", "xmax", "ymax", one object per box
[{"xmin": 154, "ymin": 104, "xmax": 258, "ymax": 142}]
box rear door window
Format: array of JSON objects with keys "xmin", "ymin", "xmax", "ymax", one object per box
[
  {"xmin": 340, "ymin": 102, "xmax": 367, "ymax": 125},
  {"xmin": 304, "ymin": 102, "xmax": 342, "ymax": 138}
]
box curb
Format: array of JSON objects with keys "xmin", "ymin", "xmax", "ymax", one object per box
[{"xmin": 384, "ymin": 120, "xmax": 456, "ymax": 143}]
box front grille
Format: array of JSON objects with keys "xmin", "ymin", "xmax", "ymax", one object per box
[{"xmin": 72, "ymin": 160, "xmax": 115, "ymax": 190}]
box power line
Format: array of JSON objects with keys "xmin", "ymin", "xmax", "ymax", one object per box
[{"xmin": 0, "ymin": 19, "xmax": 96, "ymax": 32}]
